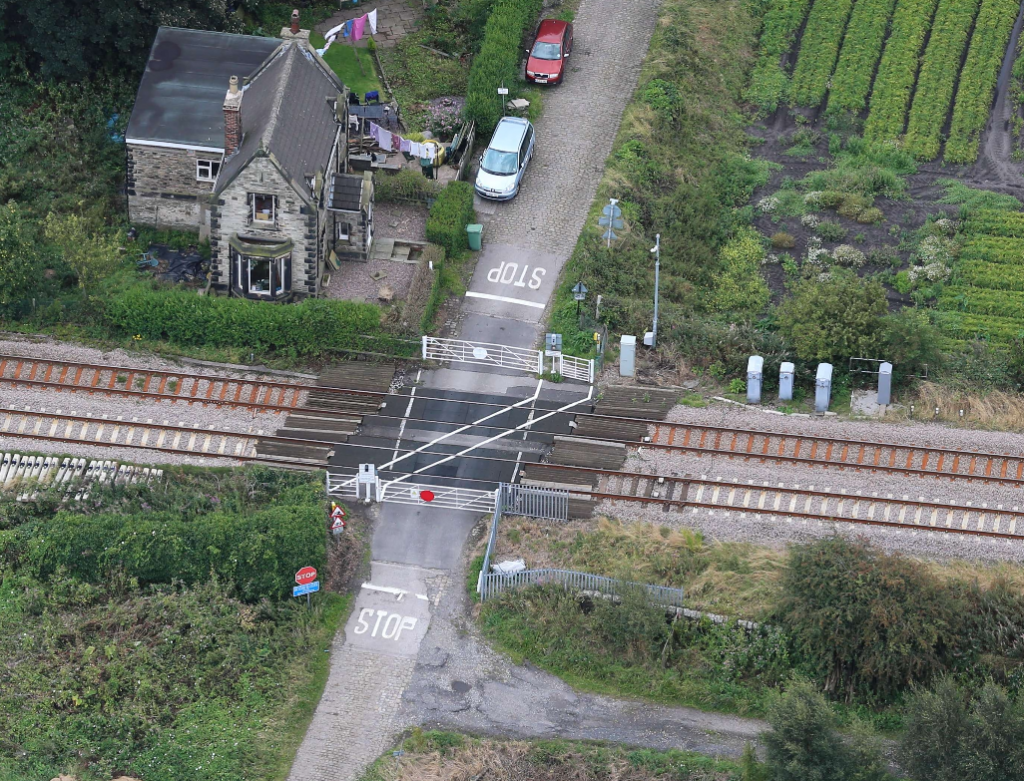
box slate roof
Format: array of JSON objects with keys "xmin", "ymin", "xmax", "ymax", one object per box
[
  {"xmin": 126, "ymin": 27, "xmax": 281, "ymax": 150},
  {"xmin": 216, "ymin": 40, "xmax": 345, "ymax": 197},
  {"xmin": 328, "ymin": 173, "xmax": 364, "ymax": 211}
]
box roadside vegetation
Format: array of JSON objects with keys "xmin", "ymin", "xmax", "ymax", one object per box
[
  {"xmin": 361, "ymin": 731, "xmax": 743, "ymax": 781},
  {"xmin": 0, "ymin": 466, "xmax": 350, "ymax": 781},
  {"xmin": 480, "ymin": 521, "xmax": 1024, "ymax": 731}
]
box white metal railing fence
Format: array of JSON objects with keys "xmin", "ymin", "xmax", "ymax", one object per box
[
  {"xmin": 555, "ymin": 353, "xmax": 595, "ymax": 384},
  {"xmin": 422, "ymin": 336, "xmax": 543, "ymax": 374},
  {"xmin": 501, "ymin": 483, "xmax": 568, "ymax": 521},
  {"xmin": 479, "ymin": 567, "xmax": 686, "ymax": 604}
]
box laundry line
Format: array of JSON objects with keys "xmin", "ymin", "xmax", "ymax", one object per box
[
  {"xmin": 368, "ymin": 121, "xmax": 438, "ymax": 162},
  {"xmin": 317, "ymin": 8, "xmax": 378, "ymax": 54}
]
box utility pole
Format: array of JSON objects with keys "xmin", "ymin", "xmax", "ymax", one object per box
[{"xmin": 650, "ymin": 233, "xmax": 660, "ymax": 349}]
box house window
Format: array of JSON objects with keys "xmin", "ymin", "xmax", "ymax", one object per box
[
  {"xmin": 236, "ymin": 254, "xmax": 288, "ymax": 297},
  {"xmin": 196, "ymin": 159, "xmax": 221, "ymax": 182},
  {"xmin": 336, "ymin": 221, "xmax": 351, "ymax": 242},
  {"xmin": 251, "ymin": 194, "xmax": 277, "ymax": 224}
]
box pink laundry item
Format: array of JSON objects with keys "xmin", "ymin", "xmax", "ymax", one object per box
[{"xmin": 352, "ymin": 14, "xmax": 366, "ymax": 40}]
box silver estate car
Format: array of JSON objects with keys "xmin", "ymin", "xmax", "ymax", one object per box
[{"xmin": 474, "ymin": 116, "xmax": 536, "ymax": 201}]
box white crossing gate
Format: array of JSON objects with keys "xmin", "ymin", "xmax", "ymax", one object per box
[{"xmin": 422, "ymin": 336, "xmax": 543, "ymax": 374}]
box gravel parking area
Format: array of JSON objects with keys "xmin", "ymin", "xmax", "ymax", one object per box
[
  {"xmin": 325, "ymin": 258, "xmax": 418, "ymax": 303},
  {"xmin": 376, "ymin": 203, "xmax": 428, "ymax": 242}
]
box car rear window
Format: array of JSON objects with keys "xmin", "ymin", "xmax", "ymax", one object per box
[{"xmin": 531, "ymin": 41, "xmax": 561, "ymax": 60}]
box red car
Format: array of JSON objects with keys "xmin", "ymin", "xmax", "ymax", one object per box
[{"xmin": 525, "ymin": 19, "xmax": 574, "ymax": 85}]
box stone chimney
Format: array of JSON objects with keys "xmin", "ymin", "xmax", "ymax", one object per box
[
  {"xmin": 223, "ymin": 75, "xmax": 242, "ymax": 157},
  {"xmin": 281, "ymin": 9, "xmax": 311, "ymax": 41}
]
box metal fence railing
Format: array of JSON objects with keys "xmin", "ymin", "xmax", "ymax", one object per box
[
  {"xmin": 479, "ymin": 567, "xmax": 686, "ymax": 604},
  {"xmin": 501, "ymin": 483, "xmax": 568, "ymax": 521}
]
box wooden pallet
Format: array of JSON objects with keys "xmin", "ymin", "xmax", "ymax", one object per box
[
  {"xmin": 549, "ymin": 436, "xmax": 627, "ymax": 471},
  {"xmin": 595, "ymin": 387, "xmax": 677, "ymax": 420}
]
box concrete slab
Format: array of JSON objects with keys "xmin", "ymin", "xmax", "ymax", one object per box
[
  {"xmin": 457, "ymin": 312, "xmax": 541, "ymax": 349},
  {"xmin": 372, "ymin": 504, "xmax": 481, "ymax": 570},
  {"xmin": 462, "ymin": 243, "xmax": 562, "ymax": 323},
  {"xmin": 345, "ymin": 562, "xmax": 436, "ymax": 658}
]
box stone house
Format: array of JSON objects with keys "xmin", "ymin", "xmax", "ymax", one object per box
[{"xmin": 126, "ymin": 20, "xmax": 374, "ymax": 301}]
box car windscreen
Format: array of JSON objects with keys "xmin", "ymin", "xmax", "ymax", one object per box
[
  {"xmin": 481, "ymin": 148, "xmax": 518, "ymax": 175},
  {"xmin": 531, "ymin": 41, "xmax": 561, "ymax": 60}
]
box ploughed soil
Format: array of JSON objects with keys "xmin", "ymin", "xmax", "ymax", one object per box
[{"xmin": 746, "ymin": 103, "xmax": 1024, "ymax": 308}]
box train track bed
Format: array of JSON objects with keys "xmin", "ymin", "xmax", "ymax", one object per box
[{"xmin": 0, "ymin": 451, "xmax": 163, "ymax": 501}]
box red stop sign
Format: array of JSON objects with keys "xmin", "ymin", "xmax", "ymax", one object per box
[
  {"xmin": 295, "ymin": 566, "xmax": 317, "ymax": 585},
  {"xmin": 420, "ymin": 490, "xmax": 435, "ymax": 502}
]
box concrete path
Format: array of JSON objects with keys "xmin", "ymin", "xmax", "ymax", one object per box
[
  {"xmin": 289, "ymin": 0, "xmax": 678, "ymax": 775},
  {"xmin": 465, "ymin": 0, "xmax": 661, "ymax": 345}
]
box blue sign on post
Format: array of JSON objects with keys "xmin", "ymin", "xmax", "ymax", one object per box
[{"xmin": 293, "ymin": 580, "xmax": 320, "ymax": 597}]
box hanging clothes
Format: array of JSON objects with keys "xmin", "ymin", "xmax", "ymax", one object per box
[
  {"xmin": 352, "ymin": 14, "xmax": 367, "ymax": 40},
  {"xmin": 399, "ymin": 137, "xmax": 412, "ymax": 153},
  {"xmin": 367, "ymin": 8, "xmax": 378, "ymax": 34},
  {"xmin": 343, "ymin": 19, "xmax": 353, "ymax": 37},
  {"xmin": 379, "ymin": 129, "xmax": 393, "ymax": 152},
  {"xmin": 325, "ymin": 20, "xmax": 346, "ymax": 39}
]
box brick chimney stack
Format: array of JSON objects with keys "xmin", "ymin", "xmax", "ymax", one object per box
[
  {"xmin": 223, "ymin": 75, "xmax": 242, "ymax": 157},
  {"xmin": 290, "ymin": 9, "xmax": 300, "ymax": 34}
]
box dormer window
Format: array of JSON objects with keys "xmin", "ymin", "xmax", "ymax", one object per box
[
  {"xmin": 251, "ymin": 193, "xmax": 277, "ymax": 224},
  {"xmin": 197, "ymin": 159, "xmax": 221, "ymax": 182}
]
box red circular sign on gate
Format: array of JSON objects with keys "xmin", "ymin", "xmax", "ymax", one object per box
[
  {"xmin": 295, "ymin": 566, "xmax": 318, "ymax": 585},
  {"xmin": 420, "ymin": 490, "xmax": 435, "ymax": 502}
]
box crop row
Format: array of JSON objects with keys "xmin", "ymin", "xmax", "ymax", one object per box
[
  {"xmin": 931, "ymin": 310, "xmax": 1024, "ymax": 343},
  {"xmin": 790, "ymin": 0, "xmax": 857, "ymax": 106},
  {"xmin": 863, "ymin": 0, "xmax": 941, "ymax": 141},
  {"xmin": 937, "ymin": 285, "xmax": 1024, "ymax": 318},
  {"xmin": 902, "ymin": 0, "xmax": 982, "ymax": 160},
  {"xmin": 960, "ymin": 235, "xmax": 1024, "ymax": 261},
  {"xmin": 964, "ymin": 209, "xmax": 1024, "ymax": 237},
  {"xmin": 945, "ymin": 0, "xmax": 1023, "ymax": 163},
  {"xmin": 955, "ymin": 259, "xmax": 1024, "ymax": 290},
  {"xmin": 827, "ymin": 0, "xmax": 899, "ymax": 113},
  {"xmin": 746, "ymin": 0, "xmax": 815, "ymax": 113}
]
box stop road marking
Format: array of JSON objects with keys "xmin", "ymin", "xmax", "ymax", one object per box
[{"xmin": 353, "ymin": 608, "xmax": 418, "ymax": 641}]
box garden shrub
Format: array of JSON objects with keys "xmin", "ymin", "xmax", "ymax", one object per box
[
  {"xmin": 425, "ymin": 181, "xmax": 476, "ymax": 257},
  {"xmin": 816, "ymin": 220, "xmax": 847, "ymax": 241},
  {"xmin": 373, "ymin": 168, "xmax": 442, "ymax": 203},
  {"xmin": 464, "ymin": 0, "xmax": 544, "ymax": 134},
  {"xmin": 771, "ymin": 231, "xmax": 796, "ymax": 248},
  {"xmin": 710, "ymin": 227, "xmax": 770, "ymax": 317},
  {"xmin": 105, "ymin": 286, "xmax": 381, "ymax": 357},
  {"xmin": 777, "ymin": 269, "xmax": 887, "ymax": 361},
  {"xmin": 856, "ymin": 206, "xmax": 884, "ymax": 224}
]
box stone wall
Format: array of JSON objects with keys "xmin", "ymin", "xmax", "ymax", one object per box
[
  {"xmin": 210, "ymin": 156, "xmax": 319, "ymax": 299},
  {"xmin": 127, "ymin": 144, "xmax": 221, "ymax": 231}
]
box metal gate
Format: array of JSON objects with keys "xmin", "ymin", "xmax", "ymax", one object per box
[
  {"xmin": 501, "ymin": 483, "xmax": 568, "ymax": 521},
  {"xmin": 554, "ymin": 353, "xmax": 595, "ymax": 384},
  {"xmin": 422, "ymin": 336, "xmax": 543, "ymax": 374}
]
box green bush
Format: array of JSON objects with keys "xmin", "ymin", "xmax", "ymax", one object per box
[
  {"xmin": 778, "ymin": 537, "xmax": 965, "ymax": 703},
  {"xmin": 464, "ymin": 0, "xmax": 544, "ymax": 134},
  {"xmin": 425, "ymin": 181, "xmax": 476, "ymax": 257},
  {"xmin": 771, "ymin": 231, "xmax": 797, "ymax": 248},
  {"xmin": 105, "ymin": 286, "xmax": 381, "ymax": 357},
  {"xmin": 10, "ymin": 504, "xmax": 325, "ymax": 601},
  {"xmin": 374, "ymin": 168, "xmax": 443, "ymax": 203}
]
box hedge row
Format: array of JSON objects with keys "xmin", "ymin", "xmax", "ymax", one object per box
[
  {"xmin": 827, "ymin": 0, "xmax": 899, "ymax": 113},
  {"xmin": 863, "ymin": 0, "xmax": 941, "ymax": 142},
  {"xmin": 425, "ymin": 181, "xmax": 476, "ymax": 258},
  {"xmin": 945, "ymin": 0, "xmax": 1020, "ymax": 163},
  {"xmin": 464, "ymin": 0, "xmax": 544, "ymax": 135},
  {"xmin": 902, "ymin": 0, "xmax": 982, "ymax": 160},
  {"xmin": 374, "ymin": 168, "xmax": 443, "ymax": 203},
  {"xmin": 790, "ymin": 0, "xmax": 857, "ymax": 106},
  {"xmin": 2, "ymin": 505, "xmax": 326, "ymax": 601},
  {"xmin": 745, "ymin": 0, "xmax": 814, "ymax": 112},
  {"xmin": 105, "ymin": 287, "xmax": 381, "ymax": 357},
  {"xmin": 938, "ymin": 285, "xmax": 1024, "ymax": 319}
]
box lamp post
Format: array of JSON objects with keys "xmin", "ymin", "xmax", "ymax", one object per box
[{"xmin": 649, "ymin": 234, "xmax": 660, "ymax": 349}]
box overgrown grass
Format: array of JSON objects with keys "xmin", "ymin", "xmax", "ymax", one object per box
[
  {"xmin": 550, "ymin": 0, "xmax": 768, "ymax": 356},
  {"xmin": 0, "ymin": 466, "xmax": 349, "ymax": 781}
]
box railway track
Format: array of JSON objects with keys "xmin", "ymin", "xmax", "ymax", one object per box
[
  {"xmin": 0, "ymin": 353, "xmax": 381, "ymax": 416},
  {"xmin": 0, "ymin": 451, "xmax": 163, "ymax": 500},
  {"xmin": 0, "ymin": 406, "xmax": 339, "ymax": 466},
  {"xmin": 571, "ymin": 413, "xmax": 1024, "ymax": 488}
]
